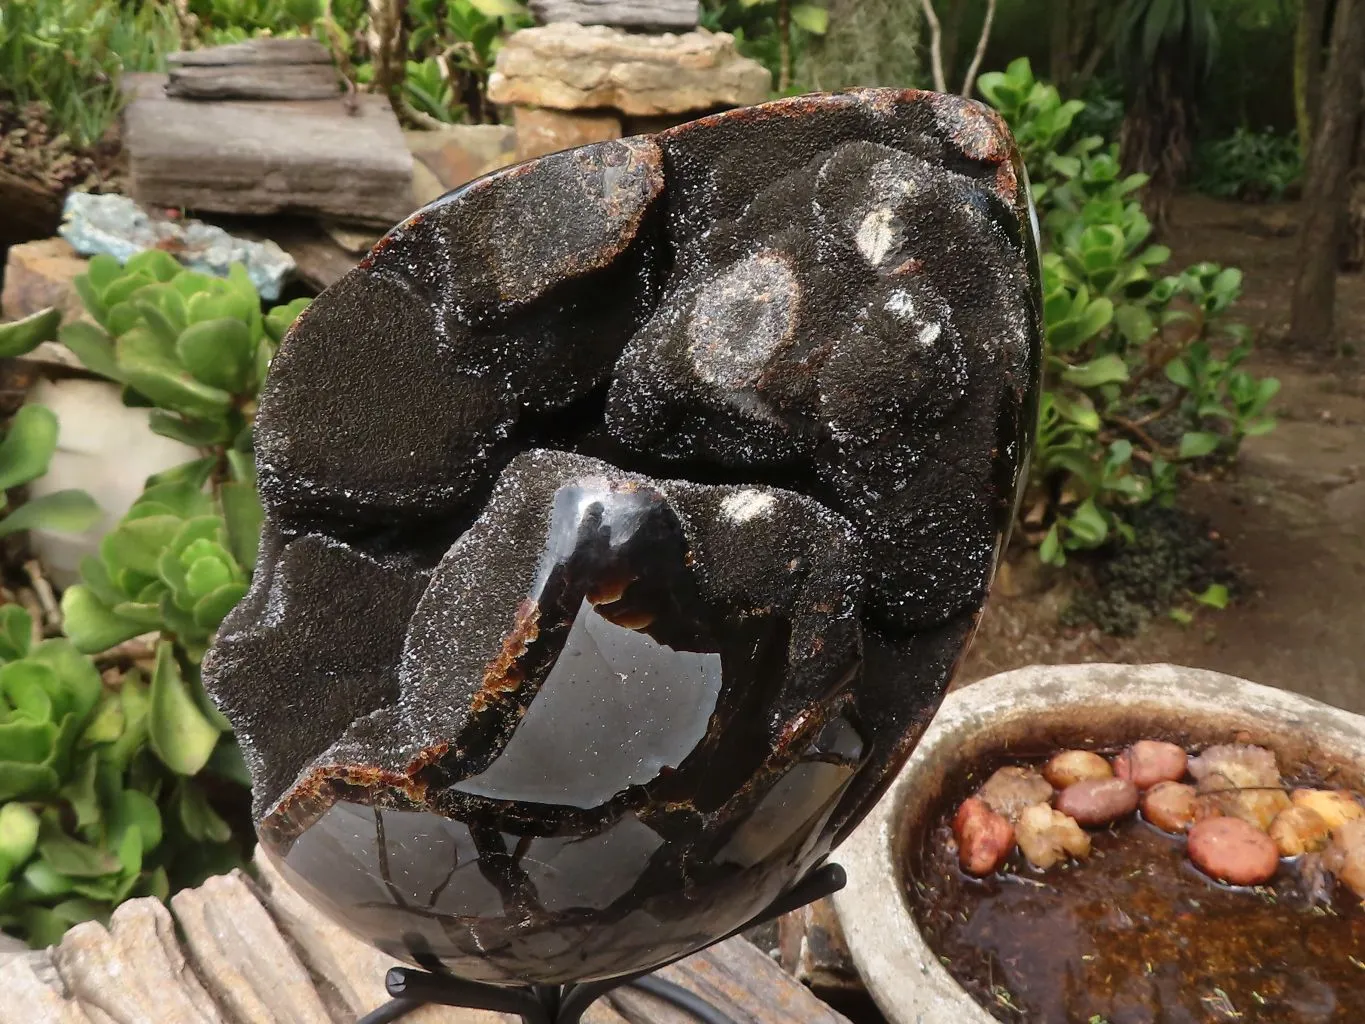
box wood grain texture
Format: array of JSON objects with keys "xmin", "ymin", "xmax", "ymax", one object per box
[
  {"xmin": 168, "ymin": 39, "xmax": 333, "ymax": 66},
  {"xmin": 167, "ymin": 64, "xmax": 341, "ymax": 101},
  {"xmin": 0, "ymin": 846, "xmax": 852, "ymax": 1024}
]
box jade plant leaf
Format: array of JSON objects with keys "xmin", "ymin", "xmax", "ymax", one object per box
[
  {"xmin": 176, "ymin": 782, "xmax": 232, "ymax": 844},
  {"xmin": 148, "ymin": 641, "xmax": 220, "ymax": 775},
  {"xmin": 0, "ymin": 307, "xmax": 61, "ymax": 359},
  {"xmin": 220, "ymin": 482, "xmax": 264, "ymax": 572},
  {"xmin": 110, "ymin": 789, "xmax": 162, "ymax": 853},
  {"xmin": 60, "ymin": 585, "xmax": 146, "ymax": 655},
  {"xmin": 0, "ymin": 604, "xmax": 34, "ymax": 662},
  {"xmin": 0, "ymin": 405, "xmax": 60, "ymax": 492},
  {"xmin": 36, "ymin": 816, "xmax": 120, "ymax": 877},
  {"xmin": 176, "ymin": 318, "xmax": 254, "ymax": 393},
  {"xmin": 101, "ymin": 514, "xmax": 183, "ymax": 578},
  {"xmin": 0, "ymin": 802, "xmax": 40, "ymax": 873},
  {"xmin": 0, "ymin": 490, "xmax": 103, "ymax": 540}
]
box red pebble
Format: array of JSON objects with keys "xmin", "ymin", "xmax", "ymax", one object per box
[
  {"xmin": 1114, "ymin": 740, "xmax": 1188, "ymax": 790},
  {"xmin": 1187, "ymin": 817, "xmax": 1279, "ymax": 886},
  {"xmin": 953, "ymin": 797, "xmax": 1015, "ymax": 877}
]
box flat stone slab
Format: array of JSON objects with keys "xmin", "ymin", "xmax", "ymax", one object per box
[
  {"xmin": 487, "ymin": 24, "xmax": 770, "ymax": 115},
  {"xmin": 529, "ymin": 0, "xmax": 699, "ymax": 31},
  {"xmin": 167, "ymin": 38, "xmax": 340, "ymax": 100},
  {"xmin": 0, "ymin": 849, "xmax": 850, "ymax": 1024},
  {"xmin": 121, "ymin": 73, "xmax": 414, "ymax": 227}
]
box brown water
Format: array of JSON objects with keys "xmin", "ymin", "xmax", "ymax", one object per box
[{"xmin": 905, "ymin": 766, "xmax": 1365, "ymax": 1023}]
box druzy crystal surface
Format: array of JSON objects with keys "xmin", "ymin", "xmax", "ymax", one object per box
[{"xmin": 204, "ymin": 89, "xmax": 1042, "ymax": 985}]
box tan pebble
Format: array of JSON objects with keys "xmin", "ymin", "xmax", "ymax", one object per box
[
  {"xmin": 1291, "ymin": 788, "xmax": 1365, "ymax": 832},
  {"xmin": 1269, "ymin": 806, "xmax": 1331, "ymax": 857},
  {"xmin": 1187, "ymin": 817, "xmax": 1280, "ymax": 885},
  {"xmin": 1188, "ymin": 744, "xmax": 1280, "ymax": 790},
  {"xmin": 1016, "ymin": 803, "xmax": 1091, "ymax": 870},
  {"xmin": 1323, "ymin": 818, "xmax": 1365, "ymax": 898},
  {"xmin": 953, "ymin": 797, "xmax": 1015, "ymax": 877},
  {"xmin": 1055, "ymin": 778, "xmax": 1139, "ymax": 826},
  {"xmin": 1196, "ymin": 777, "xmax": 1291, "ymax": 832},
  {"xmin": 1142, "ymin": 781, "xmax": 1199, "ymax": 834},
  {"xmin": 1043, "ymin": 750, "xmax": 1112, "ymax": 789},
  {"xmin": 1113, "ymin": 740, "xmax": 1188, "ymax": 790},
  {"xmin": 976, "ymin": 766, "xmax": 1053, "ymax": 823}
]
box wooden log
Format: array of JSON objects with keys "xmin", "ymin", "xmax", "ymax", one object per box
[
  {"xmin": 0, "ymin": 950, "xmax": 95, "ymax": 1024},
  {"xmin": 122, "ymin": 73, "xmax": 415, "ymax": 227},
  {"xmin": 529, "ymin": 0, "xmax": 699, "ymax": 31},
  {"xmin": 171, "ymin": 872, "xmax": 334, "ymax": 1024},
  {"xmin": 51, "ymin": 899, "xmax": 224, "ymax": 1022},
  {"xmin": 168, "ymin": 38, "xmax": 333, "ymax": 66},
  {"xmin": 0, "ymin": 845, "xmax": 853, "ymax": 1023},
  {"xmin": 167, "ymin": 64, "xmax": 341, "ymax": 101}
]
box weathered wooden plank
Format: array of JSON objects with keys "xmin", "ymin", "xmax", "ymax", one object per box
[
  {"xmin": 0, "ymin": 950, "xmax": 96, "ymax": 1024},
  {"xmin": 167, "ymin": 64, "xmax": 341, "ymax": 101},
  {"xmin": 122, "ymin": 73, "xmax": 414, "ymax": 227},
  {"xmin": 171, "ymin": 871, "xmax": 334, "ymax": 1024},
  {"xmin": 4, "ymin": 845, "xmax": 848, "ymax": 1023},
  {"xmin": 51, "ymin": 899, "xmax": 223, "ymax": 1023},
  {"xmin": 168, "ymin": 38, "xmax": 333, "ymax": 66},
  {"xmin": 610, "ymin": 937, "xmax": 853, "ymax": 1024},
  {"xmin": 529, "ymin": 0, "xmax": 699, "ymax": 30}
]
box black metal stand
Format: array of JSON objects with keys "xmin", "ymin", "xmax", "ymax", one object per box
[{"xmin": 357, "ymin": 862, "xmax": 846, "ymax": 1024}]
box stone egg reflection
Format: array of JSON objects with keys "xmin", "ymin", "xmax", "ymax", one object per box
[{"xmin": 204, "ymin": 88, "xmax": 1042, "ymax": 985}]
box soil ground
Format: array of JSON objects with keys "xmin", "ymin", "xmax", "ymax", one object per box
[{"xmin": 960, "ymin": 194, "xmax": 1365, "ymax": 715}]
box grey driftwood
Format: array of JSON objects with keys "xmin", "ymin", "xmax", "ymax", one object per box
[{"xmin": 0, "ymin": 848, "xmax": 851, "ymax": 1024}]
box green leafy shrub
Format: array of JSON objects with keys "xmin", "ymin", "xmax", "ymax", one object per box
[
  {"xmin": 0, "ymin": 0, "xmax": 179, "ymax": 148},
  {"xmin": 700, "ymin": 0, "xmax": 829, "ymax": 94},
  {"xmin": 404, "ymin": 0, "xmax": 532, "ymax": 124},
  {"xmin": 1193, "ymin": 127, "xmax": 1302, "ymax": 202},
  {"xmin": 0, "ymin": 251, "xmax": 307, "ymax": 946},
  {"xmin": 978, "ymin": 58, "xmax": 1279, "ymax": 567}
]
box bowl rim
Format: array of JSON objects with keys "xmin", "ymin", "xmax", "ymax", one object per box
[{"xmin": 830, "ymin": 662, "xmax": 1365, "ymax": 1024}]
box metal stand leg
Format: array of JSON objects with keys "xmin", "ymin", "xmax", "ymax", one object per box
[{"xmin": 355, "ymin": 863, "xmax": 847, "ymax": 1024}]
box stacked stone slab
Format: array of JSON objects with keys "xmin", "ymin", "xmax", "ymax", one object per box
[{"xmin": 488, "ymin": 13, "xmax": 771, "ymax": 161}]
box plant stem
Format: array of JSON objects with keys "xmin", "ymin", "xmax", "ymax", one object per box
[
  {"xmin": 918, "ymin": 0, "xmax": 948, "ymax": 93},
  {"xmin": 960, "ymin": 0, "xmax": 998, "ymax": 98},
  {"xmin": 777, "ymin": 0, "xmax": 792, "ymax": 92}
]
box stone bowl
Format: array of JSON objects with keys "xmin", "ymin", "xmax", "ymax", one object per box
[{"xmin": 831, "ymin": 663, "xmax": 1365, "ymax": 1024}]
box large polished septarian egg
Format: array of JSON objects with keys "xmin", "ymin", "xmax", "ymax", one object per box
[{"xmin": 203, "ymin": 89, "xmax": 1042, "ymax": 985}]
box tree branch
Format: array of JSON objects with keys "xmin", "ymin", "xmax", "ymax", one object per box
[
  {"xmin": 918, "ymin": 0, "xmax": 948, "ymax": 93},
  {"xmin": 960, "ymin": 0, "xmax": 999, "ymax": 97}
]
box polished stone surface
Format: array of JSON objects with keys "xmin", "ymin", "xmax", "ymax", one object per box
[{"xmin": 204, "ymin": 89, "xmax": 1043, "ymax": 985}]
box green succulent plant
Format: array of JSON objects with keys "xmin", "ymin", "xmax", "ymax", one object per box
[
  {"xmin": 61, "ymin": 461, "xmax": 258, "ymax": 665},
  {"xmin": 54, "ymin": 250, "xmax": 305, "ymax": 662},
  {"xmin": 0, "ymin": 602, "xmax": 246, "ymax": 947},
  {"xmin": 0, "ymin": 248, "xmax": 306, "ymax": 946},
  {"xmin": 60, "ymin": 250, "xmax": 307, "ymax": 457},
  {"xmin": 0, "ymin": 311, "xmax": 103, "ymax": 542}
]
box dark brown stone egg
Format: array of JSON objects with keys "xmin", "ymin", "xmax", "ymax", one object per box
[{"xmin": 203, "ymin": 88, "xmax": 1042, "ymax": 985}]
